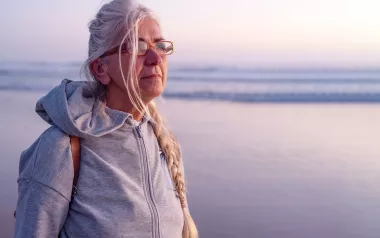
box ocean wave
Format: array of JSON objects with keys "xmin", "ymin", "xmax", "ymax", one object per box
[
  {"xmin": 171, "ymin": 66, "xmax": 380, "ymax": 74},
  {"xmin": 0, "ymin": 84, "xmax": 56, "ymax": 92},
  {"xmin": 168, "ymin": 76, "xmax": 380, "ymax": 84},
  {"xmin": 2, "ymin": 84, "xmax": 380, "ymax": 103},
  {"xmin": 0, "ymin": 69, "xmax": 9, "ymax": 76},
  {"xmin": 1, "ymin": 61, "xmax": 380, "ymax": 103},
  {"xmin": 163, "ymin": 91, "xmax": 380, "ymax": 103}
]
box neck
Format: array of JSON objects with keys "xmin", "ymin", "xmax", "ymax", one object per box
[{"xmin": 105, "ymin": 82, "xmax": 147, "ymax": 122}]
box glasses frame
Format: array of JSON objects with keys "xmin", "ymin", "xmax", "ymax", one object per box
[{"xmin": 101, "ymin": 40, "xmax": 174, "ymax": 57}]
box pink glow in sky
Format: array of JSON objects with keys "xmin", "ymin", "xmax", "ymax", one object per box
[{"xmin": 1, "ymin": 0, "xmax": 379, "ymax": 67}]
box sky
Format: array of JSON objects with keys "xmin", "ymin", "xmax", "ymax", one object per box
[{"xmin": 0, "ymin": 0, "xmax": 379, "ymax": 68}]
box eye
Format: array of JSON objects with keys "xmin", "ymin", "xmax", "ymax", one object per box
[
  {"xmin": 156, "ymin": 41, "xmax": 173, "ymax": 54},
  {"xmin": 156, "ymin": 42, "xmax": 166, "ymax": 50},
  {"xmin": 138, "ymin": 41, "xmax": 148, "ymax": 54},
  {"xmin": 120, "ymin": 43, "xmax": 128, "ymax": 53}
]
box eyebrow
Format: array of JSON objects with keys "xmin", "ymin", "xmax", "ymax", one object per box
[{"xmin": 138, "ymin": 37, "xmax": 165, "ymax": 42}]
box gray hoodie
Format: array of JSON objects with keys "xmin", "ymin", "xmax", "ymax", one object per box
[{"xmin": 14, "ymin": 79, "xmax": 184, "ymax": 238}]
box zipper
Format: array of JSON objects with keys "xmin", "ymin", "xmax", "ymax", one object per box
[
  {"xmin": 136, "ymin": 125, "xmax": 143, "ymax": 138},
  {"xmin": 136, "ymin": 125, "xmax": 160, "ymax": 238}
]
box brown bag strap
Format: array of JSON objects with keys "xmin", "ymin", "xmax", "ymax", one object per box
[{"xmin": 69, "ymin": 136, "xmax": 81, "ymax": 197}]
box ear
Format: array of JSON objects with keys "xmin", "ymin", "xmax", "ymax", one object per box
[{"xmin": 90, "ymin": 58, "xmax": 110, "ymax": 85}]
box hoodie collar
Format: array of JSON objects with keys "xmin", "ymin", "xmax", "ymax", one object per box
[{"xmin": 36, "ymin": 79, "xmax": 139, "ymax": 138}]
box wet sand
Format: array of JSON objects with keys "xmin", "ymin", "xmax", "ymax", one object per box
[{"xmin": 1, "ymin": 91, "xmax": 380, "ymax": 238}]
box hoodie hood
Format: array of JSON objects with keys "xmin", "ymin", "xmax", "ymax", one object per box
[{"xmin": 36, "ymin": 79, "xmax": 135, "ymax": 138}]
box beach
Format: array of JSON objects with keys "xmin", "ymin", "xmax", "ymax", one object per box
[{"xmin": 1, "ymin": 91, "xmax": 380, "ymax": 238}]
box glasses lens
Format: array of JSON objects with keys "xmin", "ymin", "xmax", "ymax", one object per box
[
  {"xmin": 138, "ymin": 41, "xmax": 148, "ymax": 55},
  {"xmin": 155, "ymin": 41, "xmax": 174, "ymax": 55}
]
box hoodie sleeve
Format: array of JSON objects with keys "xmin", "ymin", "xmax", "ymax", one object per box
[
  {"xmin": 14, "ymin": 126, "xmax": 74, "ymax": 238},
  {"xmin": 14, "ymin": 180, "xmax": 70, "ymax": 238}
]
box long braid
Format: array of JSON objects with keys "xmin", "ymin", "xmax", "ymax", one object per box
[
  {"xmin": 82, "ymin": 0, "xmax": 197, "ymax": 236},
  {"xmin": 148, "ymin": 102, "xmax": 198, "ymax": 238}
]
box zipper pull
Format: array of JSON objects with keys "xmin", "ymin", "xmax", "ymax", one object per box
[{"xmin": 136, "ymin": 125, "xmax": 142, "ymax": 138}]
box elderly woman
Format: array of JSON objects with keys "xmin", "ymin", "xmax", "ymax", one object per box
[{"xmin": 13, "ymin": 0, "xmax": 198, "ymax": 237}]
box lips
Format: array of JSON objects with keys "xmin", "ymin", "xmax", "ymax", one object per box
[{"xmin": 141, "ymin": 74, "xmax": 161, "ymax": 80}]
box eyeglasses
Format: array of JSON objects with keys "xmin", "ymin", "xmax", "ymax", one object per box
[{"xmin": 101, "ymin": 40, "xmax": 174, "ymax": 57}]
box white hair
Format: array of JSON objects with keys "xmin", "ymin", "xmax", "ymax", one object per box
[
  {"xmin": 80, "ymin": 1, "xmax": 198, "ymax": 237},
  {"xmin": 81, "ymin": 0, "xmax": 153, "ymax": 113}
]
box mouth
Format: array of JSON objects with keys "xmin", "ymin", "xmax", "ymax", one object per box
[{"xmin": 140, "ymin": 74, "xmax": 162, "ymax": 80}]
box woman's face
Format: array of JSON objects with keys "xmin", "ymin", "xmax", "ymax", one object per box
[{"xmin": 105, "ymin": 17, "xmax": 168, "ymax": 104}]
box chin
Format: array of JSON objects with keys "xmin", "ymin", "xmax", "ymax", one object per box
[
  {"xmin": 139, "ymin": 79, "xmax": 165, "ymax": 99},
  {"xmin": 141, "ymin": 89, "xmax": 164, "ymax": 102}
]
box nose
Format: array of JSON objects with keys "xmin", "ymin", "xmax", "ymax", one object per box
[{"xmin": 144, "ymin": 49, "xmax": 162, "ymax": 66}]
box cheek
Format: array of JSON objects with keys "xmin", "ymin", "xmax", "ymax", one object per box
[
  {"xmin": 160, "ymin": 61, "xmax": 168, "ymax": 73},
  {"xmin": 109, "ymin": 57, "xmax": 128, "ymax": 79},
  {"xmin": 160, "ymin": 61, "xmax": 168, "ymax": 82},
  {"xmin": 135, "ymin": 58, "xmax": 145, "ymax": 76}
]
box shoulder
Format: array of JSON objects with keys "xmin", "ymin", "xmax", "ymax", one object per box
[{"xmin": 18, "ymin": 126, "xmax": 74, "ymax": 200}]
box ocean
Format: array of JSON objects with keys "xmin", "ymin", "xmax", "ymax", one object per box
[
  {"xmin": 1, "ymin": 61, "xmax": 380, "ymax": 238},
  {"xmin": 1, "ymin": 61, "xmax": 380, "ymax": 103}
]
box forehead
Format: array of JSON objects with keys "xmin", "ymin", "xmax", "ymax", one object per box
[{"xmin": 138, "ymin": 17, "xmax": 163, "ymax": 42}]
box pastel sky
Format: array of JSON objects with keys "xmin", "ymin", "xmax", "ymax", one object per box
[{"xmin": 1, "ymin": 0, "xmax": 379, "ymax": 67}]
